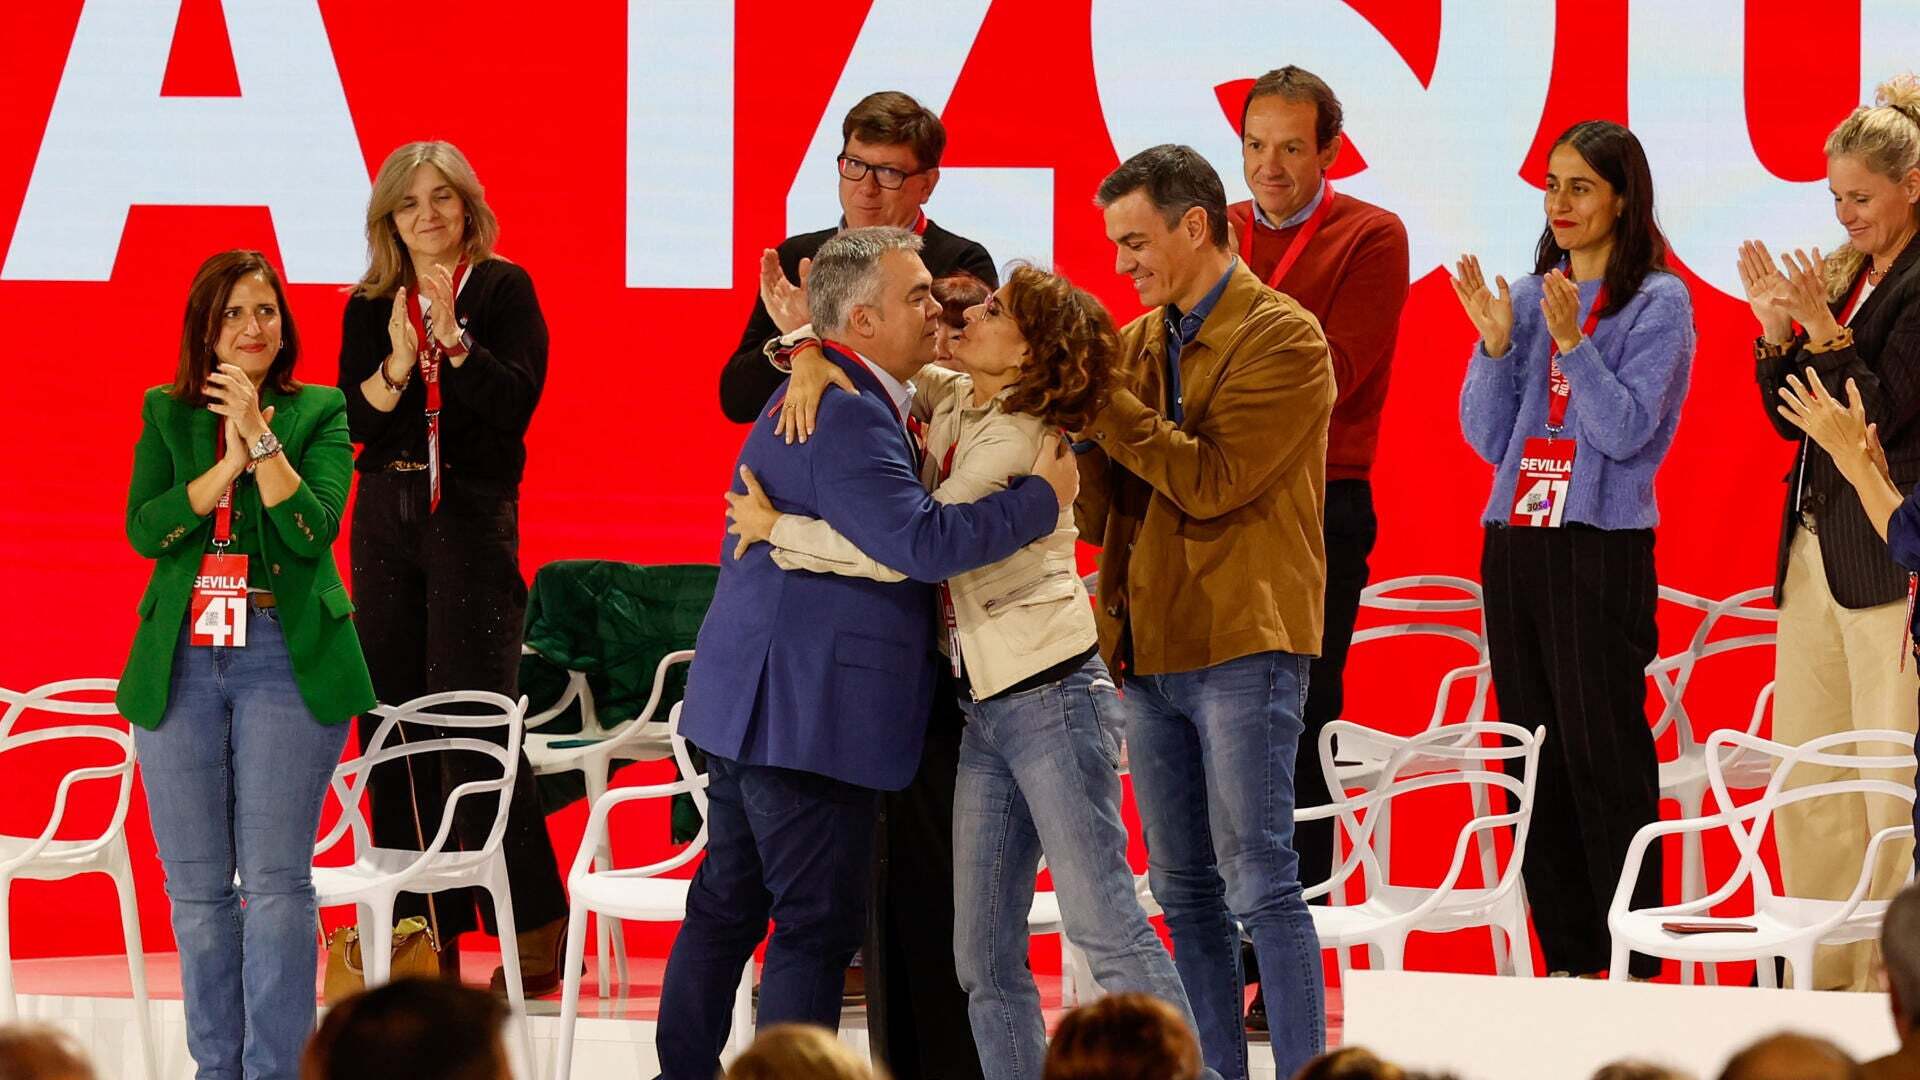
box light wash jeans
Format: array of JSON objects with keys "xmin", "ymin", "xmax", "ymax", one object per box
[
  {"xmin": 953, "ymin": 655, "xmax": 1198, "ymax": 1080},
  {"xmin": 1119, "ymin": 651, "xmax": 1325, "ymax": 1080},
  {"xmin": 135, "ymin": 610, "xmax": 348, "ymax": 1080}
]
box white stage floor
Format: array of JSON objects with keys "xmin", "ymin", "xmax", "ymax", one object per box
[
  {"xmin": 6, "ymin": 949, "xmax": 1312, "ymax": 1080},
  {"xmin": 17, "ymin": 951, "xmax": 1896, "ymax": 1080}
]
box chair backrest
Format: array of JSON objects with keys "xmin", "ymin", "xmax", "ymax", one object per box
[
  {"xmin": 1647, "ymin": 586, "xmax": 1777, "ymax": 752},
  {"xmin": 1308, "ymin": 720, "xmax": 1544, "ymax": 906},
  {"xmin": 564, "ymin": 700, "xmax": 712, "ymax": 885},
  {"xmin": 0, "ymin": 680, "xmax": 137, "ymax": 873},
  {"xmin": 315, "ymin": 691, "xmax": 526, "ymax": 865},
  {"xmin": 1704, "ymin": 727, "xmax": 1916, "ymax": 912},
  {"xmin": 1344, "ymin": 576, "xmax": 1491, "ymax": 742},
  {"xmin": 667, "ymin": 700, "xmax": 706, "ymax": 820}
]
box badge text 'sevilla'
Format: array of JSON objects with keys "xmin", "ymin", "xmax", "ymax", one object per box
[{"xmin": 1519, "ymin": 454, "xmax": 1575, "ymax": 473}]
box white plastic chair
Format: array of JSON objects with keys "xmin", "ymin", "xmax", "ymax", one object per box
[
  {"xmin": 1646, "ymin": 585, "xmax": 1779, "ymax": 985},
  {"xmin": 1606, "ymin": 727, "xmax": 1916, "ymax": 986},
  {"xmin": 1303, "ymin": 720, "xmax": 1544, "ymax": 977},
  {"xmin": 1316, "ymin": 576, "xmax": 1500, "ymax": 967},
  {"xmin": 0, "ymin": 680, "xmax": 155, "ymax": 1080},
  {"xmin": 311, "ymin": 691, "xmax": 534, "ymax": 1071},
  {"xmin": 553, "ymin": 701, "xmax": 752, "ymax": 1080},
  {"xmin": 525, "ymin": 649, "xmax": 694, "ymax": 997}
]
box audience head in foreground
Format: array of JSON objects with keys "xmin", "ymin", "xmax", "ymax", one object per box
[
  {"xmin": 0, "ymin": 1026, "xmax": 94, "ymax": 1080},
  {"xmin": 725, "ymin": 1024, "xmax": 875, "ymax": 1080},
  {"xmin": 301, "ymin": 978, "xmax": 509, "ymax": 1080},
  {"xmin": 1865, "ymin": 881, "xmax": 1920, "ymax": 1080},
  {"xmin": 1716, "ymin": 1032, "xmax": 1858, "ymax": 1080},
  {"xmin": 1590, "ymin": 1062, "xmax": 1692, "ymax": 1080},
  {"xmin": 1042, "ymin": 993, "xmax": 1204, "ymax": 1080}
]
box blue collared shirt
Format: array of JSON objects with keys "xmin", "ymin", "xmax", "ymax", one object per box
[
  {"xmin": 1251, "ymin": 176, "xmax": 1328, "ymax": 231},
  {"xmin": 1161, "ymin": 262, "xmax": 1237, "ymax": 423}
]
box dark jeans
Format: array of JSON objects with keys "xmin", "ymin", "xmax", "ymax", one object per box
[
  {"xmin": 657, "ymin": 753, "xmax": 877, "ymax": 1080},
  {"xmin": 1295, "ymin": 479, "xmax": 1378, "ymax": 896},
  {"xmin": 867, "ymin": 682, "xmax": 984, "ymax": 1080},
  {"xmin": 349, "ymin": 470, "xmax": 567, "ymax": 938},
  {"xmin": 1482, "ymin": 524, "xmax": 1663, "ymax": 977}
]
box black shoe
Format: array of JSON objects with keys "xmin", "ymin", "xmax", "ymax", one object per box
[{"xmin": 1245, "ymin": 986, "xmax": 1268, "ymax": 1033}]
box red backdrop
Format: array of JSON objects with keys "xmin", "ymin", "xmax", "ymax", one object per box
[{"xmin": 0, "ymin": 1, "xmax": 1891, "ymax": 976}]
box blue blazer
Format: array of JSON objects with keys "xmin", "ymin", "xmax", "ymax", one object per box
[{"xmin": 680, "ymin": 347, "xmax": 1059, "ymax": 790}]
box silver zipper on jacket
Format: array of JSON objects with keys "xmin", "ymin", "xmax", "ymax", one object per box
[{"xmin": 982, "ymin": 568, "xmax": 1073, "ymax": 614}]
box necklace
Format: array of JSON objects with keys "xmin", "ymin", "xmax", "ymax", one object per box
[{"xmin": 1869, "ymin": 230, "xmax": 1916, "ymax": 284}]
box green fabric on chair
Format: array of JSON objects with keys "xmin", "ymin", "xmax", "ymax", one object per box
[{"xmin": 519, "ymin": 560, "xmax": 716, "ymax": 841}]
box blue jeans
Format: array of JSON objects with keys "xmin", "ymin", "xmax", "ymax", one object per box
[
  {"xmin": 953, "ymin": 656, "xmax": 1196, "ymax": 1080},
  {"xmin": 1119, "ymin": 651, "xmax": 1324, "ymax": 1080},
  {"xmin": 134, "ymin": 610, "xmax": 349, "ymax": 1080},
  {"xmin": 656, "ymin": 753, "xmax": 876, "ymax": 1080}
]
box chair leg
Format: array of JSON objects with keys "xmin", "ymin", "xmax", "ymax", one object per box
[
  {"xmin": 1503, "ymin": 900, "xmax": 1535, "ymax": 977},
  {"xmin": 1607, "ymin": 942, "xmax": 1630, "ymax": 982},
  {"xmin": 0, "ymin": 875, "xmax": 14, "ymax": 1022},
  {"xmin": 1786, "ymin": 947, "xmax": 1817, "ymax": 993},
  {"xmin": 487, "ymin": 859, "xmax": 535, "ymax": 1079},
  {"xmin": 363, "ymin": 903, "xmax": 395, "ymax": 989},
  {"xmin": 1676, "ymin": 781, "xmax": 1710, "ymax": 988},
  {"xmin": 1469, "ymin": 782, "xmax": 1508, "ymax": 974},
  {"xmin": 1757, "ymin": 955, "xmax": 1779, "ymax": 990},
  {"xmin": 112, "ymin": 850, "xmax": 159, "ymax": 1080},
  {"xmin": 1373, "ymin": 934, "xmax": 1406, "ymax": 971},
  {"xmin": 553, "ymin": 899, "xmax": 593, "ymax": 1080}
]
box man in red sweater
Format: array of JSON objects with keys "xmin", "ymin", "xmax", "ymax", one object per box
[{"xmin": 1227, "ymin": 66, "xmax": 1410, "ymax": 1030}]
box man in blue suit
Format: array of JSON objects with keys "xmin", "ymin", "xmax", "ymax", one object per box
[{"xmin": 657, "ymin": 227, "xmax": 1078, "ymax": 1079}]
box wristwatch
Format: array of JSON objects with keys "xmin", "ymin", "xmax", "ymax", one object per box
[
  {"xmin": 249, "ymin": 430, "xmax": 284, "ymax": 463},
  {"xmin": 445, "ymin": 327, "xmax": 473, "ymax": 359}
]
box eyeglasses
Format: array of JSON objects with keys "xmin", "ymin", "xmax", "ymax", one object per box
[{"xmin": 837, "ymin": 154, "xmax": 926, "ymax": 191}]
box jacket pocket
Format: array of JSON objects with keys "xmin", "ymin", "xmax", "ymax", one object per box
[
  {"xmin": 982, "ymin": 569, "xmax": 1077, "ymax": 616},
  {"xmin": 319, "ymin": 583, "xmax": 356, "ymax": 619},
  {"xmin": 834, "ymin": 631, "xmax": 909, "ymax": 672}
]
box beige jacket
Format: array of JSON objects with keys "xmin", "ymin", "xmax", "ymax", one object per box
[{"xmin": 767, "ymin": 365, "xmax": 1097, "ymax": 699}]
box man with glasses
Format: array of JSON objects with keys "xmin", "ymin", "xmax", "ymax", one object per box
[
  {"xmin": 719, "ymin": 90, "xmax": 997, "ymax": 422},
  {"xmin": 715, "ymin": 90, "xmax": 995, "ymax": 1080}
]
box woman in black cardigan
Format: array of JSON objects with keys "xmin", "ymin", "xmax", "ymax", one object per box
[
  {"xmin": 336, "ymin": 140, "xmax": 568, "ymax": 994},
  {"xmin": 1739, "ymin": 75, "xmax": 1920, "ymax": 991}
]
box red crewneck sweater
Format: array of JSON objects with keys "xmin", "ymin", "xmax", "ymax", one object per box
[{"xmin": 1228, "ymin": 189, "xmax": 1409, "ymax": 481}]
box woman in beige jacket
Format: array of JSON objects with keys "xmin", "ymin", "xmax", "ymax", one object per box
[{"xmin": 727, "ymin": 265, "xmax": 1196, "ymax": 1080}]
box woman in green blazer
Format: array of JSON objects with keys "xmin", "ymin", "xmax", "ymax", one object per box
[{"xmin": 119, "ymin": 250, "xmax": 374, "ymax": 1080}]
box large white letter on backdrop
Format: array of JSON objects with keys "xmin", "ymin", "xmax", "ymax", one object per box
[
  {"xmin": 1090, "ymin": 0, "xmax": 1555, "ymax": 281},
  {"xmin": 1630, "ymin": 0, "xmax": 1920, "ymax": 297},
  {"xmin": 628, "ymin": 0, "xmax": 734, "ymax": 289},
  {"xmin": 784, "ymin": 0, "xmax": 1055, "ymax": 275},
  {"xmin": 3, "ymin": 0, "xmax": 367, "ymax": 283}
]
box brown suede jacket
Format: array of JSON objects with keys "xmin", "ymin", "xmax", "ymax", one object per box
[{"xmin": 1075, "ymin": 259, "xmax": 1335, "ymax": 676}]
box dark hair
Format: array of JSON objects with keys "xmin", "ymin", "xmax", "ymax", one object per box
[
  {"xmin": 168, "ymin": 250, "xmax": 300, "ymax": 404},
  {"xmin": 1000, "ymin": 264, "xmax": 1118, "ymax": 432},
  {"xmin": 932, "ymin": 271, "xmax": 991, "ymax": 330},
  {"xmin": 1042, "ymin": 994, "xmax": 1202, "ymax": 1080},
  {"xmin": 1715, "ymin": 1033, "xmax": 1859, "ymax": 1080},
  {"xmin": 1531, "ymin": 121, "xmax": 1669, "ymax": 318},
  {"xmin": 1239, "ymin": 65, "xmax": 1344, "ymax": 148},
  {"xmin": 301, "ymin": 978, "xmax": 508, "ymax": 1080},
  {"xmin": 0, "ymin": 1024, "xmax": 95, "ymax": 1080},
  {"xmin": 1095, "ymin": 145, "xmax": 1231, "ymax": 250},
  {"xmin": 842, "ymin": 90, "xmax": 947, "ymax": 171}
]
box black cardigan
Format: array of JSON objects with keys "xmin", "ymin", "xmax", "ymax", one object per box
[
  {"xmin": 717, "ymin": 218, "xmax": 996, "ymax": 422},
  {"xmin": 338, "ymin": 258, "xmax": 549, "ymax": 494},
  {"xmin": 1756, "ymin": 241, "xmax": 1920, "ymax": 608}
]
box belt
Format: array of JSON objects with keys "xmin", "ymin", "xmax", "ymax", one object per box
[
  {"xmin": 1800, "ymin": 510, "xmax": 1819, "ymax": 535},
  {"xmin": 382, "ymin": 460, "xmax": 431, "ymax": 473},
  {"xmin": 248, "ymin": 591, "xmax": 277, "ymax": 610}
]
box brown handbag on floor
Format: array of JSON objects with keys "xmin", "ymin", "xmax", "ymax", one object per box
[{"xmin": 320, "ymin": 718, "xmax": 449, "ymax": 1004}]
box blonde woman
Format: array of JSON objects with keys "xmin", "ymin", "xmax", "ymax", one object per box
[
  {"xmin": 1739, "ymin": 75, "xmax": 1920, "ymax": 991},
  {"xmin": 334, "ymin": 141, "xmax": 567, "ymax": 994}
]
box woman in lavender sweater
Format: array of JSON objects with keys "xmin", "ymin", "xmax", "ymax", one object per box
[{"xmin": 1451, "ymin": 120, "xmax": 1695, "ymax": 979}]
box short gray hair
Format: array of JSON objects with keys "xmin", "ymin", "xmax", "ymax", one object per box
[
  {"xmin": 1886, "ymin": 882, "xmax": 1920, "ymax": 1026},
  {"xmin": 808, "ymin": 226, "xmax": 924, "ymax": 335}
]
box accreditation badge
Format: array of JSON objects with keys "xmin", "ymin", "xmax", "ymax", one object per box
[
  {"xmin": 189, "ymin": 553, "xmax": 249, "ymax": 647},
  {"xmin": 1510, "ymin": 438, "xmax": 1575, "ymax": 528}
]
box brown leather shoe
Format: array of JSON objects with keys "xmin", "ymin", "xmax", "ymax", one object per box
[
  {"xmin": 489, "ymin": 916, "xmax": 569, "ymax": 998},
  {"xmin": 841, "ymin": 964, "xmax": 866, "ymax": 1006},
  {"xmin": 437, "ymin": 938, "xmax": 463, "ymax": 982}
]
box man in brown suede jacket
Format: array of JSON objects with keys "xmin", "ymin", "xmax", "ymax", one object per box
[{"xmin": 1074, "ymin": 143, "xmax": 1333, "ymax": 1080}]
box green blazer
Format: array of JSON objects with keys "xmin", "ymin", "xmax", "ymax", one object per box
[{"xmin": 118, "ymin": 384, "xmax": 376, "ymax": 728}]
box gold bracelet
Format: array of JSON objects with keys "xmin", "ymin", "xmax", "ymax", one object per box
[{"xmin": 1806, "ymin": 326, "xmax": 1855, "ymax": 355}]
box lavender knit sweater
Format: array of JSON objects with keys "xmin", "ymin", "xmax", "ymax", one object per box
[{"xmin": 1459, "ymin": 271, "xmax": 1695, "ymax": 530}]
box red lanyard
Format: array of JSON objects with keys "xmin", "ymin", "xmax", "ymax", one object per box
[
  {"xmin": 1546, "ymin": 284, "xmax": 1609, "ymax": 433},
  {"xmin": 1839, "ymin": 272, "xmax": 1870, "ymax": 326},
  {"xmin": 212, "ymin": 425, "xmax": 234, "ymax": 547},
  {"xmin": 405, "ymin": 259, "xmax": 470, "ymax": 512},
  {"xmin": 911, "ymin": 212, "xmax": 929, "ymax": 237},
  {"xmin": 1241, "ymin": 181, "xmax": 1335, "ymax": 290}
]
